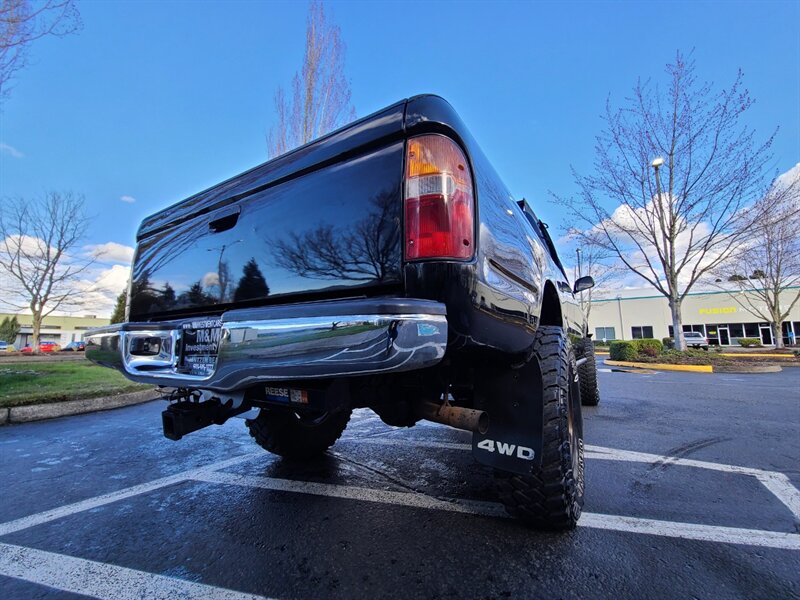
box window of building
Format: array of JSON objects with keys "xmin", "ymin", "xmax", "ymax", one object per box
[
  {"xmin": 669, "ymin": 324, "xmax": 705, "ymax": 337},
  {"xmin": 744, "ymin": 323, "xmax": 759, "ymax": 338},
  {"xmin": 729, "ymin": 324, "xmax": 744, "ymax": 338},
  {"xmin": 631, "ymin": 326, "xmax": 654, "ymax": 339},
  {"xmin": 595, "ymin": 326, "xmax": 616, "ymax": 341}
]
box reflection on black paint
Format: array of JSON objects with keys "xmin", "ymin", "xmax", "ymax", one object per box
[
  {"xmin": 178, "ymin": 281, "xmax": 216, "ymax": 306},
  {"xmin": 233, "ymin": 258, "xmax": 271, "ymax": 302},
  {"xmin": 130, "ymin": 277, "xmax": 179, "ymax": 315},
  {"xmin": 274, "ymin": 191, "xmax": 400, "ymax": 282},
  {"xmin": 127, "ymin": 139, "xmax": 404, "ymax": 320}
]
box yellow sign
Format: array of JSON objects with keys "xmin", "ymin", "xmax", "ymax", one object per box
[{"xmin": 698, "ymin": 307, "xmax": 737, "ymax": 315}]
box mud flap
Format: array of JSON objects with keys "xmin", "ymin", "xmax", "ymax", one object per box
[{"xmin": 472, "ymin": 357, "xmax": 543, "ymax": 475}]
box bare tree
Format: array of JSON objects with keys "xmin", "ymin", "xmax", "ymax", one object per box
[
  {"xmin": 0, "ymin": 192, "xmax": 93, "ymax": 350},
  {"xmin": 554, "ymin": 53, "xmax": 775, "ymax": 350},
  {"xmin": 267, "ymin": 0, "xmax": 355, "ymax": 158},
  {"xmin": 0, "ymin": 0, "xmax": 81, "ymax": 100},
  {"xmin": 713, "ymin": 166, "xmax": 800, "ymax": 348},
  {"xmin": 571, "ymin": 232, "xmax": 618, "ymax": 325},
  {"xmin": 274, "ymin": 191, "xmax": 400, "ymax": 282}
]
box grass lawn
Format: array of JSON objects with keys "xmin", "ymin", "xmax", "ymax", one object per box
[{"xmin": 0, "ymin": 361, "xmax": 151, "ymax": 408}]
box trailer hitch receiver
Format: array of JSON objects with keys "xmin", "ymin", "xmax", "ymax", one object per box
[{"xmin": 162, "ymin": 398, "xmax": 246, "ymax": 441}]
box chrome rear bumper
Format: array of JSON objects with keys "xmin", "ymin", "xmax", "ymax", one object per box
[{"xmin": 85, "ymin": 298, "xmax": 447, "ymax": 392}]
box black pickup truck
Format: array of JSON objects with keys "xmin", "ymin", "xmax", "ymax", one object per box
[{"xmin": 87, "ymin": 95, "xmax": 599, "ymax": 530}]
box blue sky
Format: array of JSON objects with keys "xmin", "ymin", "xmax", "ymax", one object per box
[{"xmin": 1, "ymin": 0, "xmax": 798, "ymax": 310}]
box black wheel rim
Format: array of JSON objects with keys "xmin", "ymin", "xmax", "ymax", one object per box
[{"xmin": 567, "ymin": 358, "xmax": 584, "ymax": 496}]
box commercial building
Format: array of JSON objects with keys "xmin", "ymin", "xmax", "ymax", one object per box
[
  {"xmin": 0, "ymin": 313, "xmax": 111, "ymax": 348},
  {"xmin": 588, "ymin": 286, "xmax": 800, "ymax": 346}
]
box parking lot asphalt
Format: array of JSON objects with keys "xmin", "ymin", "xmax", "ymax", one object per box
[{"xmin": 0, "ymin": 367, "xmax": 798, "ymax": 599}]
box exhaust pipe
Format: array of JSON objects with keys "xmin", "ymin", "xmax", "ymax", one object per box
[{"xmin": 416, "ymin": 401, "xmax": 489, "ymax": 434}]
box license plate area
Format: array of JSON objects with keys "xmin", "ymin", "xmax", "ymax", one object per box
[{"xmin": 179, "ymin": 318, "xmax": 222, "ymax": 377}]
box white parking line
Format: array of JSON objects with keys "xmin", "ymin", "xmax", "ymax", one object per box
[
  {"xmin": 754, "ymin": 472, "xmax": 800, "ymax": 523},
  {"xmin": 1, "ymin": 435, "xmax": 798, "ymax": 600},
  {"xmin": 0, "ymin": 452, "xmax": 262, "ymax": 537},
  {"xmin": 192, "ymin": 470, "xmax": 800, "ymax": 551},
  {"xmin": 350, "ymin": 437, "xmax": 800, "ymax": 523},
  {"xmin": 0, "ymin": 542, "xmax": 270, "ymax": 600},
  {"xmin": 587, "ymin": 445, "xmax": 800, "ymax": 522},
  {"xmin": 194, "ymin": 470, "xmax": 507, "ymax": 517}
]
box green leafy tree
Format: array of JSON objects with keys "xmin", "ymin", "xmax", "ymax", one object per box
[
  {"xmin": 110, "ymin": 291, "xmax": 126, "ymax": 324},
  {"xmin": 0, "ymin": 315, "xmax": 20, "ymax": 343},
  {"xmin": 233, "ymin": 258, "xmax": 270, "ymax": 302},
  {"xmin": 159, "ymin": 282, "xmax": 176, "ymax": 310},
  {"xmin": 179, "ymin": 281, "xmax": 215, "ymax": 306}
]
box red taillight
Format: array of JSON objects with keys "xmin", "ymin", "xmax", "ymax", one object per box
[{"xmin": 404, "ymin": 135, "xmax": 474, "ymax": 260}]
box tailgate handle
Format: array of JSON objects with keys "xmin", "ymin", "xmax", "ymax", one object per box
[{"xmin": 208, "ymin": 208, "xmax": 240, "ymax": 233}]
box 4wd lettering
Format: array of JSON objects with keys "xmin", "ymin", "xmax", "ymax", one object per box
[{"xmin": 477, "ymin": 439, "xmax": 535, "ymax": 460}]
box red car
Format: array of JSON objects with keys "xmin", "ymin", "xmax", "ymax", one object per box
[{"xmin": 20, "ymin": 341, "xmax": 62, "ymax": 354}]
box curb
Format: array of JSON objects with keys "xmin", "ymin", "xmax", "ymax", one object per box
[
  {"xmin": 712, "ymin": 365, "xmax": 783, "ymax": 373},
  {"xmin": 2, "ymin": 388, "xmax": 160, "ymax": 425},
  {"xmin": 718, "ymin": 353, "xmax": 797, "ymax": 359},
  {"xmin": 605, "ymin": 360, "xmax": 783, "ymax": 374},
  {"xmin": 599, "ymin": 350, "xmax": 797, "ymax": 360},
  {"xmin": 0, "ymin": 354, "xmax": 87, "ymax": 363},
  {"xmin": 605, "ymin": 360, "xmax": 713, "ymax": 373}
]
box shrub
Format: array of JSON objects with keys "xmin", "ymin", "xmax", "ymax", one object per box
[
  {"xmin": 639, "ymin": 345, "xmax": 659, "ymax": 357},
  {"xmin": 635, "ymin": 338, "xmax": 664, "ymax": 355},
  {"xmin": 610, "ymin": 341, "xmax": 637, "ymax": 361},
  {"xmin": 662, "ymin": 337, "xmax": 674, "ymax": 350},
  {"xmin": 738, "ymin": 338, "xmax": 762, "ymax": 348}
]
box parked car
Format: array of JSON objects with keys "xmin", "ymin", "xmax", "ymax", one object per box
[
  {"xmin": 61, "ymin": 341, "xmax": 86, "ymax": 352},
  {"xmin": 21, "ymin": 341, "xmax": 62, "ymax": 354},
  {"xmin": 0, "ymin": 341, "xmax": 17, "ymax": 352},
  {"xmin": 684, "ymin": 331, "xmax": 710, "ymax": 350},
  {"xmin": 86, "ymin": 95, "xmax": 599, "ymax": 530}
]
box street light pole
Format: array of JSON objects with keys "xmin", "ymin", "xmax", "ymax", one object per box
[
  {"xmin": 651, "ymin": 156, "xmax": 680, "ymax": 349},
  {"xmin": 208, "ymin": 240, "xmax": 242, "ymax": 302},
  {"xmin": 652, "ymin": 156, "xmax": 664, "ymax": 209}
]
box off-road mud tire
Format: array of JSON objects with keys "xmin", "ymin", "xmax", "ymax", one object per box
[
  {"xmin": 495, "ymin": 326, "xmax": 585, "ymax": 530},
  {"xmin": 246, "ymin": 408, "xmax": 352, "ymax": 459},
  {"xmin": 577, "ymin": 337, "xmax": 600, "ymax": 406}
]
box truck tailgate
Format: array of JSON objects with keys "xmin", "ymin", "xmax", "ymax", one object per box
[{"xmin": 129, "ymin": 107, "xmax": 406, "ymax": 321}]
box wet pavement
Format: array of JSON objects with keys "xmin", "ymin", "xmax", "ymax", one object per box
[{"xmin": 0, "ymin": 368, "xmax": 798, "ymax": 599}]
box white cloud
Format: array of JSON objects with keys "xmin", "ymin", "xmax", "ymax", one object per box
[
  {"xmin": 85, "ymin": 242, "xmax": 135, "ymax": 264},
  {"xmin": 0, "ymin": 142, "xmax": 23, "ymax": 158},
  {"xmin": 1, "ymin": 234, "xmax": 57, "ymax": 257},
  {"xmin": 774, "ymin": 163, "xmax": 800, "ymax": 192},
  {"xmin": 92, "ymin": 264, "xmax": 131, "ymax": 292},
  {"xmin": 120, "ymin": 195, "xmax": 136, "ymax": 203},
  {"xmin": 73, "ymin": 265, "xmax": 131, "ymax": 317},
  {"xmin": 202, "ymin": 271, "xmax": 219, "ymax": 288}
]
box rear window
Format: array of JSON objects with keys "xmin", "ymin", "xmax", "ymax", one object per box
[{"xmin": 685, "ymin": 332, "xmax": 701, "ymax": 338}]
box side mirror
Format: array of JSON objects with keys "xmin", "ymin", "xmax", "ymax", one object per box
[{"xmin": 574, "ymin": 276, "xmax": 595, "ymax": 294}]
